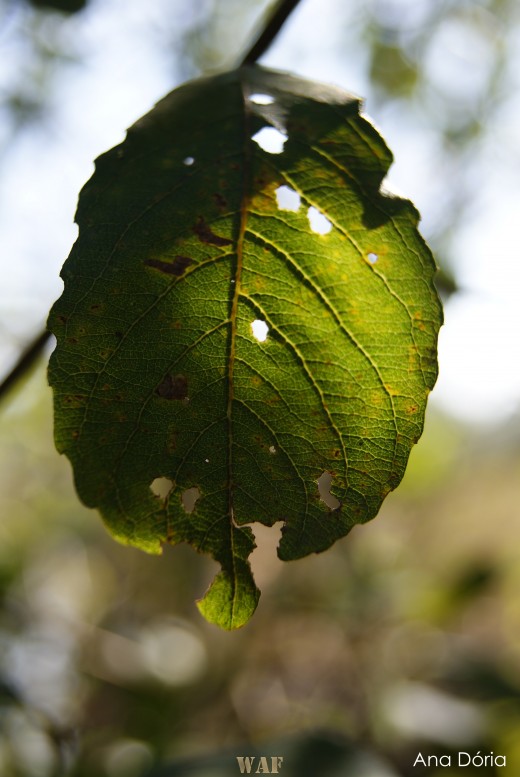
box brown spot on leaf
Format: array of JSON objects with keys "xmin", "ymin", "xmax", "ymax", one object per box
[
  {"xmin": 156, "ymin": 373, "xmax": 188, "ymax": 401},
  {"xmin": 167, "ymin": 431, "xmax": 177, "ymax": 453},
  {"xmin": 193, "ymin": 217, "xmax": 232, "ymax": 247},
  {"xmin": 213, "ymin": 192, "xmax": 227, "ymax": 211},
  {"xmin": 145, "ymin": 256, "xmax": 192, "ymax": 276}
]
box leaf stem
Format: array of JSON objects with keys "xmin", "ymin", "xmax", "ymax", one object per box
[
  {"xmin": 0, "ymin": 0, "xmax": 303, "ymax": 406},
  {"xmin": 240, "ymin": 0, "xmax": 302, "ymax": 66}
]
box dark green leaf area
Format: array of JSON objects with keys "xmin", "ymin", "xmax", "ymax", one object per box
[{"xmin": 48, "ymin": 66, "xmax": 442, "ymax": 629}]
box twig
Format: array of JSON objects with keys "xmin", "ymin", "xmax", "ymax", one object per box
[
  {"xmin": 240, "ymin": 0, "xmax": 302, "ymax": 66},
  {"xmin": 0, "ymin": 329, "xmax": 52, "ymax": 401}
]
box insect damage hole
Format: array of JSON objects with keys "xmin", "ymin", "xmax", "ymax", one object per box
[
  {"xmin": 367, "ymin": 252, "xmax": 378, "ymax": 264},
  {"xmin": 150, "ymin": 477, "xmax": 173, "ymax": 499},
  {"xmin": 181, "ymin": 487, "xmax": 201, "ymax": 514},
  {"xmin": 247, "ymin": 521, "xmax": 284, "ymax": 588},
  {"xmin": 317, "ymin": 471, "xmax": 341, "ymax": 510},
  {"xmin": 307, "ymin": 206, "xmax": 332, "ymax": 235},
  {"xmin": 251, "ymin": 320, "xmax": 269, "ymax": 342},
  {"xmin": 183, "ymin": 156, "xmax": 195, "ymax": 166},
  {"xmin": 275, "ymin": 185, "xmax": 301, "ymax": 212},
  {"xmin": 251, "ymin": 127, "xmax": 287, "ymax": 154},
  {"xmin": 249, "ymin": 93, "xmax": 274, "ymax": 105}
]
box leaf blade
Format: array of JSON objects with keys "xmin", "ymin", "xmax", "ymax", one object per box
[{"xmin": 48, "ymin": 66, "xmax": 442, "ymax": 629}]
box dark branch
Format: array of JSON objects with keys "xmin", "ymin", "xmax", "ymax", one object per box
[
  {"xmin": 240, "ymin": 0, "xmax": 302, "ymax": 66},
  {"xmin": 0, "ymin": 329, "xmax": 52, "ymax": 402}
]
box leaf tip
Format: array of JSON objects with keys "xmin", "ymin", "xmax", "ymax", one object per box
[{"xmin": 196, "ymin": 567, "xmax": 260, "ymax": 631}]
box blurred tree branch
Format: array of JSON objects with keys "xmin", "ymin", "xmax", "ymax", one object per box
[
  {"xmin": 240, "ymin": 0, "xmax": 301, "ymax": 65},
  {"xmin": 0, "ymin": 328, "xmax": 51, "ymax": 402},
  {"xmin": 0, "ymin": 0, "xmax": 302, "ymax": 406}
]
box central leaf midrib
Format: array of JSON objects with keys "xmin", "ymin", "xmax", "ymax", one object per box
[{"xmin": 225, "ymin": 83, "xmax": 254, "ymax": 623}]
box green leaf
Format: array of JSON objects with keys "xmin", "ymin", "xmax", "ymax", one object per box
[{"xmin": 48, "ymin": 66, "xmax": 442, "ymax": 629}]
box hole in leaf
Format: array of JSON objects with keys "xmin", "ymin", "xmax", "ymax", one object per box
[
  {"xmin": 275, "ymin": 185, "xmax": 301, "ymax": 212},
  {"xmin": 317, "ymin": 471, "xmax": 341, "ymax": 510},
  {"xmin": 181, "ymin": 486, "xmax": 201, "ymax": 514},
  {"xmin": 367, "ymin": 252, "xmax": 378, "ymax": 264},
  {"xmin": 251, "ymin": 127, "xmax": 287, "ymax": 154},
  {"xmin": 307, "ymin": 206, "xmax": 332, "ymax": 235},
  {"xmin": 150, "ymin": 477, "xmax": 173, "ymax": 499},
  {"xmin": 251, "ymin": 320, "xmax": 269, "ymax": 342},
  {"xmin": 205, "ymin": 458, "xmax": 210, "ymax": 463},
  {"xmin": 183, "ymin": 156, "xmax": 195, "ymax": 166},
  {"xmin": 248, "ymin": 522, "xmax": 284, "ymax": 588},
  {"xmin": 249, "ymin": 93, "xmax": 274, "ymax": 105},
  {"xmin": 269, "ymin": 445, "xmax": 277, "ymax": 454}
]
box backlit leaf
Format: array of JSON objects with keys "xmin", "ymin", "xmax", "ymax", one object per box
[{"xmin": 48, "ymin": 66, "xmax": 442, "ymax": 629}]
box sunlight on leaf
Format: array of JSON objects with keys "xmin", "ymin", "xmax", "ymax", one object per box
[{"xmin": 48, "ymin": 66, "xmax": 442, "ymax": 629}]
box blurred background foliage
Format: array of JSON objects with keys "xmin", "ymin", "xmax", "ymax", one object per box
[{"xmin": 2, "ymin": 0, "xmax": 520, "ymax": 775}]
